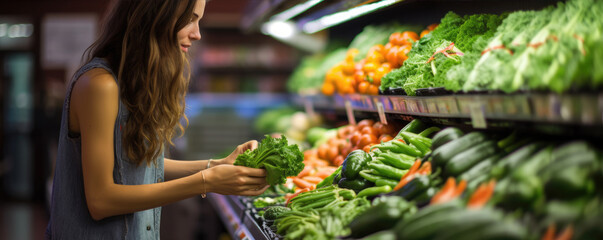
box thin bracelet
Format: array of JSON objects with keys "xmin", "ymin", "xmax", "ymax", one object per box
[
  {"xmin": 206, "ymin": 159, "xmax": 212, "ymax": 169},
  {"xmin": 201, "ymin": 171, "xmax": 207, "ymax": 198}
]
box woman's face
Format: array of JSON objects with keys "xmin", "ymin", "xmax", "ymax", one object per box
[{"xmin": 177, "ymin": 0, "xmax": 205, "ymax": 53}]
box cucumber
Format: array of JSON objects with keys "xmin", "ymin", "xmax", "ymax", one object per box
[
  {"xmin": 459, "ymin": 220, "xmax": 526, "ymax": 240},
  {"xmin": 538, "ymin": 151, "xmax": 598, "ymax": 179},
  {"xmin": 396, "ymin": 200, "xmax": 462, "ymax": 229},
  {"xmin": 444, "ymin": 140, "xmax": 499, "ymax": 177},
  {"xmin": 512, "ymin": 146, "xmax": 553, "ymax": 177},
  {"xmin": 544, "ymin": 167, "xmax": 595, "ymax": 199},
  {"xmin": 431, "ymin": 127, "xmax": 463, "ymax": 150},
  {"xmin": 399, "ymin": 208, "xmax": 494, "ymax": 240},
  {"xmin": 433, "ymin": 220, "xmax": 498, "ymax": 240},
  {"xmin": 552, "ymin": 141, "xmax": 592, "ymax": 162},
  {"xmin": 490, "ymin": 142, "xmax": 545, "ymax": 180},
  {"xmin": 431, "ymin": 132, "xmax": 488, "ymax": 169},
  {"xmin": 363, "ymin": 230, "xmax": 396, "ymax": 240},
  {"xmin": 459, "ymin": 152, "xmax": 505, "ymax": 182}
]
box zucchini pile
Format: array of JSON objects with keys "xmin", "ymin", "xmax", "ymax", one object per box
[{"xmin": 254, "ymin": 120, "xmax": 603, "ymax": 240}]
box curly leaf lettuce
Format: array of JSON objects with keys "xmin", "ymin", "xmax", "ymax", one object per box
[{"xmin": 234, "ymin": 135, "xmax": 304, "ymax": 185}]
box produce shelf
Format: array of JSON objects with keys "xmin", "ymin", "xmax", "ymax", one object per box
[
  {"xmin": 292, "ymin": 93, "xmax": 603, "ymax": 128},
  {"xmin": 207, "ymin": 194, "xmax": 270, "ymax": 240}
]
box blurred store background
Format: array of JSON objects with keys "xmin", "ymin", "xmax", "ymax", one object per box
[{"xmin": 0, "ymin": 0, "xmax": 300, "ymax": 239}]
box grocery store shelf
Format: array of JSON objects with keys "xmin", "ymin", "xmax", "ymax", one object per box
[
  {"xmin": 243, "ymin": 0, "xmax": 562, "ymax": 34},
  {"xmin": 200, "ymin": 66, "xmax": 295, "ymax": 75},
  {"xmin": 207, "ymin": 194, "xmax": 270, "ymax": 240},
  {"xmin": 292, "ymin": 93, "xmax": 603, "ymax": 127}
]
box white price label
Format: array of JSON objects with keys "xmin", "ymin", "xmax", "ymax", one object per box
[
  {"xmin": 377, "ymin": 102, "xmax": 388, "ymax": 125},
  {"xmin": 345, "ymin": 100, "xmax": 356, "ymax": 125},
  {"xmin": 470, "ymin": 103, "xmax": 487, "ymax": 129}
]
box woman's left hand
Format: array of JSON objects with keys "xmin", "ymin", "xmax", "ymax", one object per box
[{"xmin": 219, "ymin": 140, "xmax": 259, "ymax": 165}]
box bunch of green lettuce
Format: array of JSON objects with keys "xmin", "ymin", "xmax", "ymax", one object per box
[
  {"xmin": 234, "ymin": 135, "xmax": 304, "ymax": 185},
  {"xmin": 462, "ymin": 0, "xmax": 603, "ymax": 93},
  {"xmin": 381, "ymin": 12, "xmax": 505, "ymax": 95}
]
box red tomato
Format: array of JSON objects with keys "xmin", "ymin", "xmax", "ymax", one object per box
[
  {"xmin": 350, "ymin": 132, "xmax": 362, "ymax": 146},
  {"xmin": 326, "ymin": 146, "xmax": 339, "ymax": 162},
  {"xmin": 338, "ymin": 139, "xmax": 352, "ymax": 154},
  {"xmin": 341, "ymin": 145, "xmax": 353, "ymax": 158},
  {"xmin": 372, "ymin": 122, "xmax": 384, "ymax": 135},
  {"xmin": 361, "ymin": 126, "xmax": 376, "ymax": 136},
  {"xmin": 317, "ymin": 144, "xmax": 328, "ymax": 160},
  {"xmin": 357, "ymin": 119, "xmax": 375, "ymax": 130},
  {"xmin": 358, "ymin": 134, "xmax": 378, "ymax": 148},
  {"xmin": 333, "ymin": 155, "xmax": 345, "ymax": 166},
  {"xmin": 379, "ymin": 134, "xmax": 394, "ymax": 143}
]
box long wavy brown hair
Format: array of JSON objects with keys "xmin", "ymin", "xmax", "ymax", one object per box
[{"xmin": 84, "ymin": 0, "xmax": 197, "ymax": 165}]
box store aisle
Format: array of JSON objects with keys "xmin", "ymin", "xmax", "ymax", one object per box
[{"xmin": 0, "ymin": 201, "xmax": 48, "ymax": 240}]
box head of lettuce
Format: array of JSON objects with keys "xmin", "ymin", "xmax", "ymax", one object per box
[{"xmin": 234, "ymin": 135, "xmax": 305, "ymax": 185}]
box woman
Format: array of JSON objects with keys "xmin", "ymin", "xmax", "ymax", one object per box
[{"xmin": 46, "ymin": 0, "xmax": 269, "ymax": 239}]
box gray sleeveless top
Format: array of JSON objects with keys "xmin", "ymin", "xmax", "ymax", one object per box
[{"xmin": 46, "ymin": 58, "xmax": 164, "ymax": 240}]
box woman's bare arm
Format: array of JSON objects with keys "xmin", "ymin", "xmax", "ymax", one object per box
[{"xmin": 72, "ymin": 70, "xmax": 268, "ymax": 221}]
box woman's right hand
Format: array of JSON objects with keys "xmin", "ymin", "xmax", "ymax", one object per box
[{"xmin": 202, "ymin": 165, "xmax": 269, "ymax": 196}]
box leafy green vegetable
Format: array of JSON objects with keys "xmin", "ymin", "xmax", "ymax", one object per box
[
  {"xmin": 264, "ymin": 206, "xmax": 291, "ymax": 221},
  {"xmin": 234, "ymin": 135, "xmax": 304, "ymax": 185},
  {"xmin": 380, "ymin": 12, "xmax": 505, "ymax": 95},
  {"xmin": 253, "ymin": 196, "xmax": 286, "ymax": 208}
]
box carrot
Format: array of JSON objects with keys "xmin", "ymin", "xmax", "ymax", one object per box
[
  {"xmin": 292, "ymin": 178, "xmax": 313, "ymax": 189},
  {"xmin": 315, "ymin": 171, "xmax": 333, "ymax": 179},
  {"xmin": 393, "ymin": 160, "xmax": 421, "ymax": 191},
  {"xmin": 431, "ymin": 177, "xmax": 456, "ymax": 204},
  {"xmin": 453, "ymin": 180, "xmax": 467, "ymax": 197},
  {"xmin": 467, "ymin": 180, "xmax": 496, "ymax": 209},
  {"xmin": 297, "ymin": 166, "xmax": 314, "ymax": 178},
  {"xmin": 555, "ymin": 224, "xmax": 573, "ymax": 240},
  {"xmin": 417, "ymin": 162, "xmax": 431, "ymax": 175},
  {"xmin": 285, "ymin": 187, "xmax": 309, "ymax": 205},
  {"xmin": 542, "ymin": 223, "xmax": 556, "ymax": 240},
  {"xmin": 302, "ymin": 176, "xmax": 324, "ymax": 184}
]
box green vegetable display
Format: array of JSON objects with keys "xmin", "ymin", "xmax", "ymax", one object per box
[
  {"xmin": 234, "ymin": 135, "xmax": 304, "ymax": 185},
  {"xmin": 348, "ymin": 196, "xmax": 417, "ymax": 238}
]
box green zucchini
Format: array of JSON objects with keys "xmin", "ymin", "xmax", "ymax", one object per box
[
  {"xmin": 431, "ymin": 127, "xmax": 463, "ymax": 150},
  {"xmin": 398, "ymin": 208, "xmax": 492, "ymax": 240},
  {"xmin": 458, "ymin": 220, "xmax": 526, "ymax": 240},
  {"xmin": 552, "ymin": 141, "xmax": 592, "ymax": 162},
  {"xmin": 539, "ymin": 150, "xmax": 598, "ymax": 179},
  {"xmin": 395, "ymin": 200, "xmax": 462, "ymax": 230},
  {"xmin": 544, "ymin": 167, "xmax": 595, "ymax": 199},
  {"xmin": 458, "ymin": 152, "xmax": 505, "ymax": 182},
  {"xmin": 444, "ymin": 140, "xmax": 499, "ymax": 177},
  {"xmin": 431, "ymin": 132, "xmax": 488, "ymax": 169},
  {"xmin": 490, "ymin": 142, "xmax": 545, "ymax": 180},
  {"xmin": 433, "ymin": 220, "xmax": 498, "ymax": 240}
]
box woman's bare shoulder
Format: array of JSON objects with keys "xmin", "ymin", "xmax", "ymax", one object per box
[{"xmin": 72, "ymin": 68, "xmax": 118, "ymax": 100}]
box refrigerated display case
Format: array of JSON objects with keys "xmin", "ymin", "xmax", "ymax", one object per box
[{"xmin": 208, "ymin": 0, "xmax": 603, "ymax": 239}]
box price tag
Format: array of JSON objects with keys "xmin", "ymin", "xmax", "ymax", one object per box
[
  {"xmin": 377, "ymin": 102, "xmax": 388, "ymax": 125},
  {"xmin": 345, "ymin": 100, "xmax": 356, "ymax": 125},
  {"xmin": 470, "ymin": 103, "xmax": 487, "ymax": 129},
  {"xmin": 303, "ymin": 98, "xmax": 315, "ymax": 117}
]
